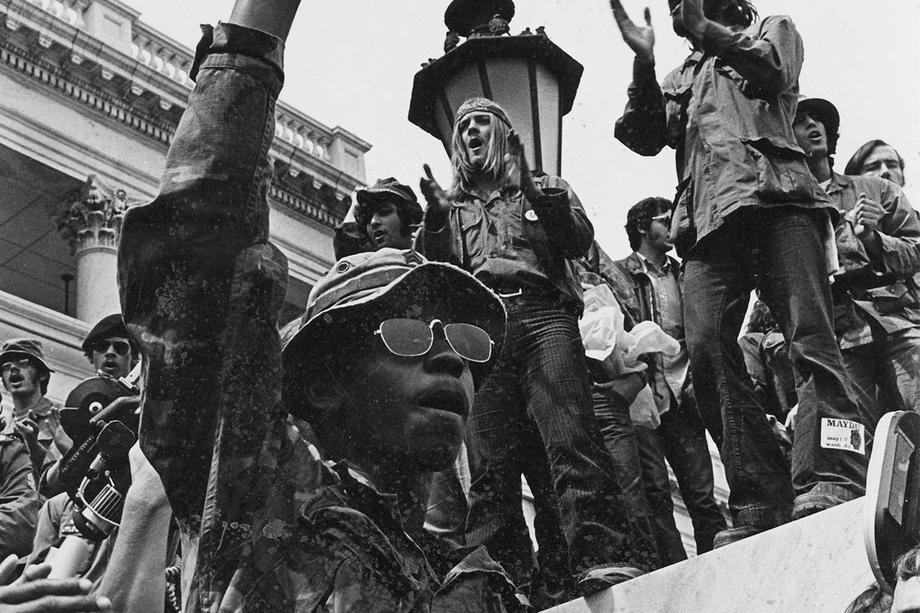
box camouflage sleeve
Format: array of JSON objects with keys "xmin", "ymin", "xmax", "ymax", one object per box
[{"xmin": 118, "ymin": 22, "xmax": 289, "ymax": 599}]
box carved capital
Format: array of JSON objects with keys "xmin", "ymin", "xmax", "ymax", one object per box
[{"xmin": 57, "ymin": 175, "xmax": 133, "ymax": 254}]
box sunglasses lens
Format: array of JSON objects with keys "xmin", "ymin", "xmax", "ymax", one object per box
[
  {"xmin": 378, "ymin": 319, "xmax": 433, "ymax": 357},
  {"xmin": 94, "ymin": 341, "xmax": 130, "ymax": 355},
  {"xmin": 444, "ymin": 323, "xmax": 493, "ymax": 363}
]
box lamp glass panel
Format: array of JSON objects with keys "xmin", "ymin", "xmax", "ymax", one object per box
[
  {"xmin": 483, "ymin": 57, "xmax": 535, "ymax": 169},
  {"xmin": 534, "ymin": 62, "xmax": 561, "ymax": 176}
]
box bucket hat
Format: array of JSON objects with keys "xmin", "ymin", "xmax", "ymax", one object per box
[
  {"xmin": 0, "ymin": 338, "xmax": 53, "ymax": 373},
  {"xmin": 282, "ymin": 248, "xmax": 506, "ymax": 420}
]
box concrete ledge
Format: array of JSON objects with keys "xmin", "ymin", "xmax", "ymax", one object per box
[{"xmin": 546, "ymin": 499, "xmax": 874, "ymax": 613}]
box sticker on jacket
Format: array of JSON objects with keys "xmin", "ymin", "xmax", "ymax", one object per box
[{"xmin": 820, "ymin": 418, "xmax": 866, "ymax": 454}]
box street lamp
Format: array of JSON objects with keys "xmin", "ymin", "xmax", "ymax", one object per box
[{"xmin": 408, "ymin": 0, "xmax": 583, "ymax": 176}]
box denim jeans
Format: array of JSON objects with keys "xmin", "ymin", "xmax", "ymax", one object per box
[
  {"xmin": 464, "ymin": 296, "xmax": 659, "ymax": 588},
  {"xmin": 684, "ymin": 207, "xmax": 867, "ymax": 528},
  {"xmin": 594, "ymin": 387, "xmax": 725, "ymax": 564}
]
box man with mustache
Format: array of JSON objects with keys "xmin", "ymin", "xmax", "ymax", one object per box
[{"xmin": 0, "ymin": 339, "xmax": 70, "ymax": 479}]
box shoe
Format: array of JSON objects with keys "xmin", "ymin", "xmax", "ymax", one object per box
[
  {"xmin": 712, "ymin": 524, "xmax": 767, "ymax": 549},
  {"xmin": 792, "ymin": 490, "xmax": 849, "ymax": 520},
  {"xmin": 575, "ymin": 566, "xmax": 644, "ymax": 597}
]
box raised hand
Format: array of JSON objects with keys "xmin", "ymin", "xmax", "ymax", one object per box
[
  {"xmin": 0, "ymin": 554, "xmax": 111, "ymax": 612},
  {"xmin": 419, "ymin": 164, "xmax": 451, "ymax": 230},
  {"xmin": 505, "ymin": 130, "xmax": 541, "ymax": 202},
  {"xmin": 609, "ymin": 0, "xmax": 655, "ymax": 62}
]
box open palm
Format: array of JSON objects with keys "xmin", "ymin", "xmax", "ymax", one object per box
[{"xmin": 609, "ymin": 1, "xmax": 655, "ymax": 62}]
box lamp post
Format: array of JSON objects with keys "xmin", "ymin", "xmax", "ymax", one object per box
[{"xmin": 408, "ymin": 0, "xmax": 583, "ymax": 176}]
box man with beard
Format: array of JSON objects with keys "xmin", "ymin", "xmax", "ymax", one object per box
[
  {"xmin": 793, "ymin": 97, "xmax": 920, "ymax": 416},
  {"xmin": 419, "ymin": 97, "xmax": 658, "ymax": 598},
  {"xmin": 605, "ymin": 197, "xmax": 726, "ymax": 561},
  {"xmin": 609, "ymin": 0, "xmax": 867, "ymax": 545}
]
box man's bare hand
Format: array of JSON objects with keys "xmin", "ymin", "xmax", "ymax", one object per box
[
  {"xmin": 0, "ymin": 554, "xmax": 111, "ymax": 612},
  {"xmin": 505, "ymin": 130, "xmax": 541, "ymax": 203},
  {"xmin": 88, "ymin": 395, "xmax": 141, "ymax": 426},
  {"xmin": 420, "ymin": 164, "xmax": 451, "ymax": 230},
  {"xmin": 609, "ymin": 1, "xmax": 655, "ymax": 62},
  {"xmin": 854, "ymin": 193, "xmax": 885, "ymax": 240}
]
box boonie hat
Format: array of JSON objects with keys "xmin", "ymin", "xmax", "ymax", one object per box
[
  {"xmin": 0, "ymin": 338, "xmax": 53, "ymax": 373},
  {"xmin": 282, "ymin": 248, "xmax": 506, "ymax": 420}
]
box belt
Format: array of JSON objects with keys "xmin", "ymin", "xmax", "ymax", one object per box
[{"xmin": 487, "ymin": 283, "xmax": 559, "ymax": 300}]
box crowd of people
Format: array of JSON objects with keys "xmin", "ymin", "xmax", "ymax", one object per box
[{"xmin": 0, "ymin": 0, "xmax": 917, "ymax": 610}]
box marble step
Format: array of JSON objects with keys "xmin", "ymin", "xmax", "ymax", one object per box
[{"xmin": 545, "ymin": 498, "xmax": 874, "ymax": 613}]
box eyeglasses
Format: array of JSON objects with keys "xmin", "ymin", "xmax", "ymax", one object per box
[
  {"xmin": 90, "ymin": 340, "xmax": 131, "ymax": 356},
  {"xmin": 651, "ymin": 212, "xmax": 672, "ymax": 224},
  {"xmin": 1, "ymin": 358, "xmax": 34, "ymax": 374},
  {"xmin": 374, "ymin": 318, "xmax": 494, "ymax": 363}
]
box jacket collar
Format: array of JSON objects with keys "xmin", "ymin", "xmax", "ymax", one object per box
[{"xmin": 826, "ymin": 172, "xmax": 852, "ymax": 195}]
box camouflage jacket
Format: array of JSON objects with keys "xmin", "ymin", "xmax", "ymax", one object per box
[{"xmin": 118, "ymin": 22, "xmax": 517, "ymax": 613}]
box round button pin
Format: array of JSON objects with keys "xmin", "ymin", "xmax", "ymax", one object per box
[{"xmin": 524, "ymin": 210, "xmax": 538, "ymax": 222}]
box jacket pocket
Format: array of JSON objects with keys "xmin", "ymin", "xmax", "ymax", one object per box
[
  {"xmin": 458, "ymin": 205, "xmax": 483, "ymax": 232},
  {"xmin": 743, "ymin": 137, "xmax": 816, "ymax": 203},
  {"xmin": 864, "ymin": 280, "xmax": 918, "ymax": 315}
]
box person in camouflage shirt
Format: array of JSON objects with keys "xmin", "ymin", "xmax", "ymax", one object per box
[{"xmin": 117, "ymin": 0, "xmax": 523, "ymax": 610}]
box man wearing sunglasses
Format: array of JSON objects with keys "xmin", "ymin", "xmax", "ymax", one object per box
[
  {"xmin": 419, "ymin": 97, "xmax": 658, "ymax": 599},
  {"xmin": 81, "ymin": 314, "xmax": 138, "ymax": 380},
  {"xmin": 605, "ymin": 197, "xmax": 725, "ymax": 558},
  {"xmin": 114, "ymin": 0, "xmax": 523, "ymax": 609}
]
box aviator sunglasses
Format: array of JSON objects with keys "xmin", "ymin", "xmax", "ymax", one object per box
[
  {"xmin": 374, "ymin": 318, "xmax": 494, "ymax": 363},
  {"xmin": 90, "ymin": 339, "xmax": 131, "ymax": 356}
]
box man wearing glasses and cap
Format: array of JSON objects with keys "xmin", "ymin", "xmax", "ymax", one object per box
[
  {"xmin": 0, "ymin": 339, "xmax": 70, "ymax": 478},
  {"xmin": 114, "ymin": 0, "xmax": 523, "ymax": 609}
]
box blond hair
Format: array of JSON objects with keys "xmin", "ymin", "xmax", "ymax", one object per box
[{"xmin": 448, "ymin": 111, "xmax": 519, "ymax": 199}]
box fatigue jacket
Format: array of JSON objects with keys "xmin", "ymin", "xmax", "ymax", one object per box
[
  {"xmin": 0, "ymin": 433, "xmax": 39, "ymax": 559},
  {"xmin": 118, "ymin": 23, "xmax": 517, "ymax": 612},
  {"xmin": 615, "ymin": 15, "xmax": 833, "ymax": 255},
  {"xmin": 421, "ymin": 176, "xmax": 593, "ymax": 313},
  {"xmin": 826, "ymin": 172, "xmax": 920, "ymax": 347},
  {"xmin": 592, "ymin": 246, "xmax": 688, "ymax": 412}
]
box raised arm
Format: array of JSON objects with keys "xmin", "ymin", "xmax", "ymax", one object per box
[
  {"xmin": 118, "ymin": 0, "xmax": 299, "ymax": 601},
  {"xmin": 676, "ymin": 1, "xmax": 802, "ymax": 97},
  {"xmin": 609, "ymin": 1, "xmax": 667, "ymax": 155}
]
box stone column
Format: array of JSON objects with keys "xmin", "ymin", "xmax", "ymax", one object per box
[{"xmin": 57, "ymin": 175, "xmax": 132, "ymax": 324}]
